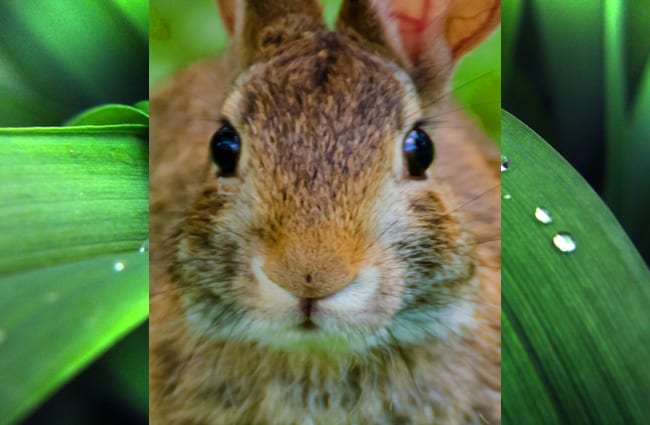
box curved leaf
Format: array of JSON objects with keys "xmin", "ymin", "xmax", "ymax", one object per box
[
  {"xmin": 0, "ymin": 126, "xmax": 148, "ymax": 424},
  {"xmin": 65, "ymin": 103, "xmax": 149, "ymax": 128},
  {"xmin": 502, "ymin": 110, "xmax": 650, "ymax": 424},
  {"xmin": 133, "ymin": 100, "xmax": 150, "ymax": 116}
]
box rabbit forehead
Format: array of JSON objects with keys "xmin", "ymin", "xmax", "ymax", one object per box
[{"xmin": 224, "ymin": 31, "xmax": 418, "ymax": 192}]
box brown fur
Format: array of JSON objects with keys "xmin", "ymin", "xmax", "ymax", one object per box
[{"xmin": 150, "ymin": 1, "xmax": 500, "ymax": 424}]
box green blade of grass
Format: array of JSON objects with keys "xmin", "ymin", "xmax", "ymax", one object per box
[
  {"xmin": 502, "ymin": 110, "xmax": 650, "ymax": 424},
  {"xmin": 0, "ymin": 126, "xmax": 148, "ymax": 424}
]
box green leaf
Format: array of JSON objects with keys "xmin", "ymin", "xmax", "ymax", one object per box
[
  {"xmin": 133, "ymin": 100, "xmax": 150, "ymax": 116},
  {"xmin": 65, "ymin": 103, "xmax": 149, "ymax": 128},
  {"xmin": 0, "ymin": 126, "xmax": 149, "ymax": 424},
  {"xmin": 502, "ymin": 110, "xmax": 650, "ymax": 424}
]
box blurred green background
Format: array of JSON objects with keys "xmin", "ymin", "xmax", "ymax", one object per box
[
  {"xmin": 150, "ymin": 0, "xmax": 501, "ymax": 141},
  {"xmin": 0, "ymin": 1, "xmax": 148, "ymax": 127},
  {"xmin": 502, "ymin": 0, "xmax": 649, "ymax": 263},
  {"xmin": 0, "ymin": 1, "xmax": 148, "ymax": 424}
]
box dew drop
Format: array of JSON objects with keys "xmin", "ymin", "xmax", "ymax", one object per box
[
  {"xmin": 503, "ymin": 193, "xmax": 512, "ymax": 200},
  {"xmin": 113, "ymin": 261, "xmax": 126, "ymax": 272},
  {"xmin": 138, "ymin": 240, "xmax": 149, "ymax": 253},
  {"xmin": 500, "ymin": 155, "xmax": 510, "ymax": 173},
  {"xmin": 534, "ymin": 207, "xmax": 552, "ymax": 224},
  {"xmin": 0, "ymin": 329, "xmax": 6, "ymax": 344},
  {"xmin": 44, "ymin": 291, "xmax": 60, "ymax": 304},
  {"xmin": 553, "ymin": 232, "xmax": 577, "ymax": 253}
]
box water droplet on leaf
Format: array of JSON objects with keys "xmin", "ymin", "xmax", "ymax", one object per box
[
  {"xmin": 553, "ymin": 232, "xmax": 576, "ymax": 253},
  {"xmin": 113, "ymin": 261, "xmax": 125, "ymax": 272},
  {"xmin": 503, "ymin": 193, "xmax": 512, "ymax": 200},
  {"xmin": 500, "ymin": 155, "xmax": 510, "ymax": 173},
  {"xmin": 534, "ymin": 207, "xmax": 552, "ymax": 224},
  {"xmin": 138, "ymin": 240, "xmax": 149, "ymax": 253}
]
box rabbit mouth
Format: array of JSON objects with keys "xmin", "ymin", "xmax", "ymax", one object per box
[
  {"xmin": 247, "ymin": 255, "xmax": 393, "ymax": 346},
  {"xmin": 298, "ymin": 318, "xmax": 318, "ymax": 331},
  {"xmin": 297, "ymin": 298, "xmax": 319, "ymax": 331},
  {"xmin": 252, "ymin": 256, "xmax": 383, "ymax": 319}
]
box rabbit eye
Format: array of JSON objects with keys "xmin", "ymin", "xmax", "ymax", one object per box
[
  {"xmin": 403, "ymin": 127, "xmax": 434, "ymax": 178},
  {"xmin": 210, "ymin": 122, "xmax": 240, "ymax": 176}
]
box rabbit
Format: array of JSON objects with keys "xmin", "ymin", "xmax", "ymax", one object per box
[{"xmin": 149, "ymin": 0, "xmax": 501, "ymax": 424}]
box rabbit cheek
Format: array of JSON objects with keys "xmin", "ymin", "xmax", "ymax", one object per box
[
  {"xmin": 387, "ymin": 191, "xmax": 479, "ymax": 343},
  {"xmin": 245, "ymin": 255, "xmax": 299, "ymax": 321},
  {"xmin": 314, "ymin": 265, "xmax": 384, "ymax": 322}
]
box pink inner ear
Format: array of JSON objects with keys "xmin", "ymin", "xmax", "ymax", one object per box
[{"xmin": 387, "ymin": 0, "xmax": 449, "ymax": 64}]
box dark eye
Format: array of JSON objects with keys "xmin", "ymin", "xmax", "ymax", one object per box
[
  {"xmin": 210, "ymin": 122, "xmax": 241, "ymax": 176},
  {"xmin": 403, "ymin": 127, "xmax": 434, "ymax": 178}
]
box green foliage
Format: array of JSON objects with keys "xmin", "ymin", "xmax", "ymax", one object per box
[
  {"xmin": 503, "ymin": 0, "xmax": 650, "ymax": 261},
  {"xmin": 0, "ymin": 120, "xmax": 149, "ymax": 425},
  {"xmin": 65, "ymin": 103, "xmax": 149, "ymax": 128},
  {"xmin": 502, "ymin": 111, "xmax": 650, "ymax": 423},
  {"xmin": 0, "ymin": 1, "xmax": 149, "ymax": 423},
  {"xmin": 503, "ymin": 1, "xmax": 650, "ymax": 421},
  {"xmin": 502, "ymin": 13, "xmax": 650, "ymax": 424}
]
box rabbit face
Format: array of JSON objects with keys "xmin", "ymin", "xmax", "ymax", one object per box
[{"xmin": 172, "ymin": 30, "xmax": 478, "ymax": 353}]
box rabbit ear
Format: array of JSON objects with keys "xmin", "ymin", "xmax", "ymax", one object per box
[
  {"xmin": 336, "ymin": 0, "xmax": 406, "ymax": 63},
  {"xmin": 337, "ymin": 0, "xmax": 500, "ymax": 65},
  {"xmin": 217, "ymin": 0, "xmax": 237, "ymax": 34},
  {"xmin": 217, "ymin": 0, "xmax": 323, "ymax": 64}
]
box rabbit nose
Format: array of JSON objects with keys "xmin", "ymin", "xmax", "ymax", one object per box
[{"xmin": 263, "ymin": 248, "xmax": 359, "ymax": 299}]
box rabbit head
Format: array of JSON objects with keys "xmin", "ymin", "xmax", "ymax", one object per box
[{"xmin": 172, "ymin": 0, "xmax": 500, "ymax": 352}]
